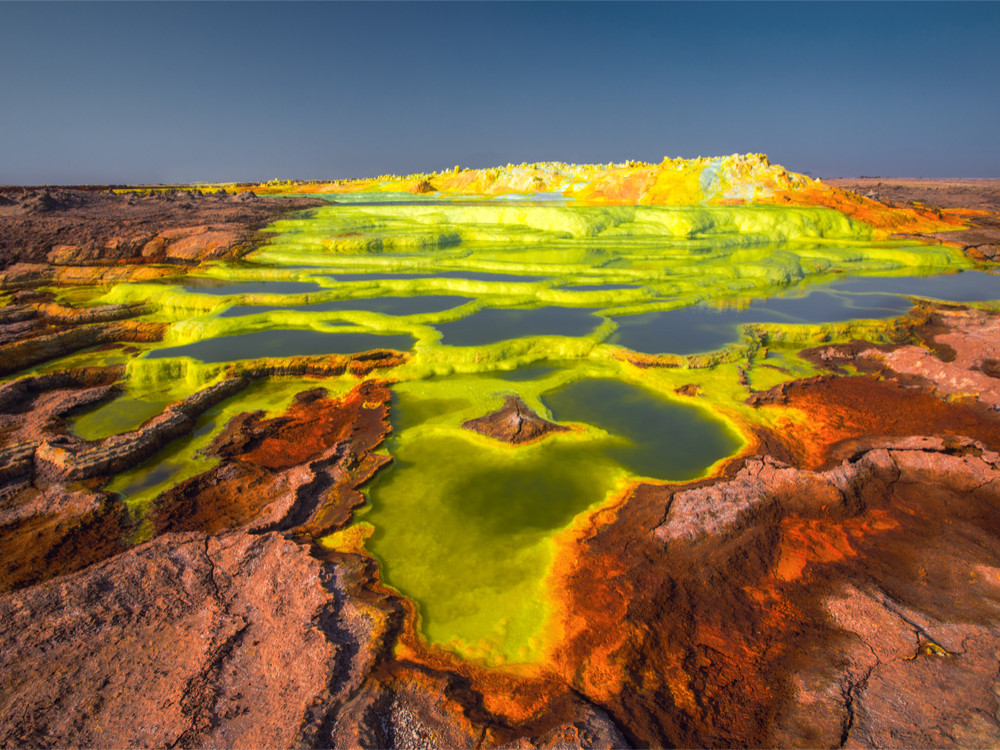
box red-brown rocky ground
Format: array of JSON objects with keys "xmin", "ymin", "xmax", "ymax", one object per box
[
  {"xmin": 0, "ymin": 187, "xmax": 326, "ymax": 291},
  {"xmin": 1, "ymin": 183, "xmax": 1000, "ymax": 748},
  {"xmin": 0, "ymin": 186, "xmax": 326, "ymax": 267},
  {"xmin": 829, "ymin": 178, "xmax": 1000, "ymax": 261}
]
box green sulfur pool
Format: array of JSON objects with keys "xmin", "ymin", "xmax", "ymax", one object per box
[
  {"xmin": 71, "ymin": 394, "xmax": 175, "ymax": 441},
  {"xmin": 829, "ymin": 269, "xmax": 1000, "ymax": 301},
  {"xmin": 435, "ymin": 307, "xmax": 605, "ymax": 347},
  {"xmin": 182, "ymin": 279, "xmax": 324, "ymax": 295},
  {"xmin": 362, "ymin": 371, "xmax": 741, "ymax": 664},
  {"xmin": 220, "ymin": 294, "xmax": 471, "ymax": 318},
  {"xmin": 611, "ymin": 289, "xmax": 914, "ymax": 355},
  {"xmin": 541, "ymin": 378, "xmax": 743, "ymax": 480},
  {"xmin": 145, "ymin": 329, "xmax": 416, "ymax": 362}
]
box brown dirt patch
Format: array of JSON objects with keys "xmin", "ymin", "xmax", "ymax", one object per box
[
  {"xmin": 828, "ymin": 178, "xmax": 1000, "ymax": 259},
  {"xmin": 0, "ymin": 187, "xmax": 326, "ymax": 268}
]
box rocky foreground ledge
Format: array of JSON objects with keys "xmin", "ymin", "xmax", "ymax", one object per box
[{"xmin": 2, "ymin": 415, "xmax": 998, "ymax": 747}]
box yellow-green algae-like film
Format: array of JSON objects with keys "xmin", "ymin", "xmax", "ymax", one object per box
[
  {"xmin": 53, "ymin": 191, "xmax": 991, "ymax": 666},
  {"xmin": 358, "ymin": 362, "xmax": 744, "ymax": 665}
]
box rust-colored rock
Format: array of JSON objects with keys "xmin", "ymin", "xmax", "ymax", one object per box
[
  {"xmin": 0, "ymin": 299, "xmax": 146, "ymax": 347},
  {"xmin": 0, "ymin": 366, "xmax": 123, "ymax": 414},
  {"xmin": 153, "ymin": 379, "xmax": 394, "ymax": 540},
  {"xmin": 0, "ymin": 370, "xmax": 252, "ymax": 593},
  {"xmin": 0, "ymin": 261, "xmax": 180, "ymax": 290},
  {"xmin": 410, "ymin": 179, "xmax": 437, "ymax": 194},
  {"xmin": 233, "ymin": 349, "xmax": 409, "ymax": 380},
  {"xmin": 463, "ymin": 395, "xmax": 570, "ymax": 444},
  {"xmin": 0, "ymin": 531, "xmax": 396, "ymax": 749},
  {"xmin": 750, "ymin": 374, "xmax": 1000, "ymax": 469},
  {"xmin": 0, "ymin": 368, "xmax": 125, "ymax": 486},
  {"xmin": 0, "ymin": 311, "xmax": 167, "ymax": 375},
  {"xmin": 0, "ymin": 485, "xmax": 128, "ymax": 594},
  {"xmin": 674, "ymin": 383, "xmax": 702, "ymax": 396},
  {"xmin": 546, "ymin": 436, "xmax": 1000, "ymax": 748}
]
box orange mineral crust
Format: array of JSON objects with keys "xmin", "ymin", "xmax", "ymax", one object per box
[
  {"xmin": 752, "ymin": 374, "xmax": 1000, "ymax": 469},
  {"xmin": 388, "ymin": 591, "xmax": 583, "ymax": 726},
  {"xmin": 0, "ymin": 485, "xmax": 129, "ymax": 593},
  {"xmin": 760, "ymin": 182, "xmax": 966, "ymax": 235},
  {"xmin": 542, "ymin": 432, "xmax": 1000, "ymax": 747},
  {"xmin": 260, "ymin": 156, "xmax": 970, "ymax": 237},
  {"xmin": 567, "ymin": 165, "xmax": 659, "ymax": 204},
  {"xmin": 222, "ymin": 349, "xmax": 408, "ymax": 381},
  {"xmin": 153, "ymin": 379, "xmax": 394, "ymax": 538},
  {"xmin": 323, "ymin": 546, "xmax": 630, "ymax": 746}
]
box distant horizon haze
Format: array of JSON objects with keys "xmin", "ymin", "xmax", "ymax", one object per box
[
  {"xmin": 2, "ymin": 1, "xmax": 998, "ymax": 184},
  {"xmin": 5, "ymin": 161, "xmax": 1000, "ymax": 189}
]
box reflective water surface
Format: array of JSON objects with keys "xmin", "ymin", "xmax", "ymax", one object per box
[{"xmin": 147, "ymin": 329, "xmax": 415, "ymax": 362}]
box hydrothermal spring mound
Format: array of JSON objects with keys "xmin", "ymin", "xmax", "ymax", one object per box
[{"xmin": 2, "ymin": 163, "xmax": 1000, "ymax": 748}]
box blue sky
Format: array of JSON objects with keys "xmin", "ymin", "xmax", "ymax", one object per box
[{"xmin": 1, "ymin": 1, "xmax": 998, "ymax": 183}]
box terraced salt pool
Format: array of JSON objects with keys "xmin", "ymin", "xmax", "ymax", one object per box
[
  {"xmin": 65, "ymin": 197, "xmax": 1000, "ymax": 664},
  {"xmin": 611, "ymin": 289, "xmax": 915, "ymax": 355},
  {"xmin": 435, "ymin": 307, "xmax": 605, "ymax": 346},
  {"xmin": 220, "ymin": 294, "xmax": 471, "ymax": 318}
]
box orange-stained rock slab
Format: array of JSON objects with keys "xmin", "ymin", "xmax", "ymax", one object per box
[
  {"xmin": 154, "ymin": 379, "xmax": 394, "ymax": 540},
  {"xmin": 0, "ymin": 485, "xmax": 128, "ymax": 594},
  {"xmin": 751, "ymin": 374, "xmax": 1000, "ymax": 469},
  {"xmin": 545, "ymin": 434, "xmax": 1000, "ymax": 748}
]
